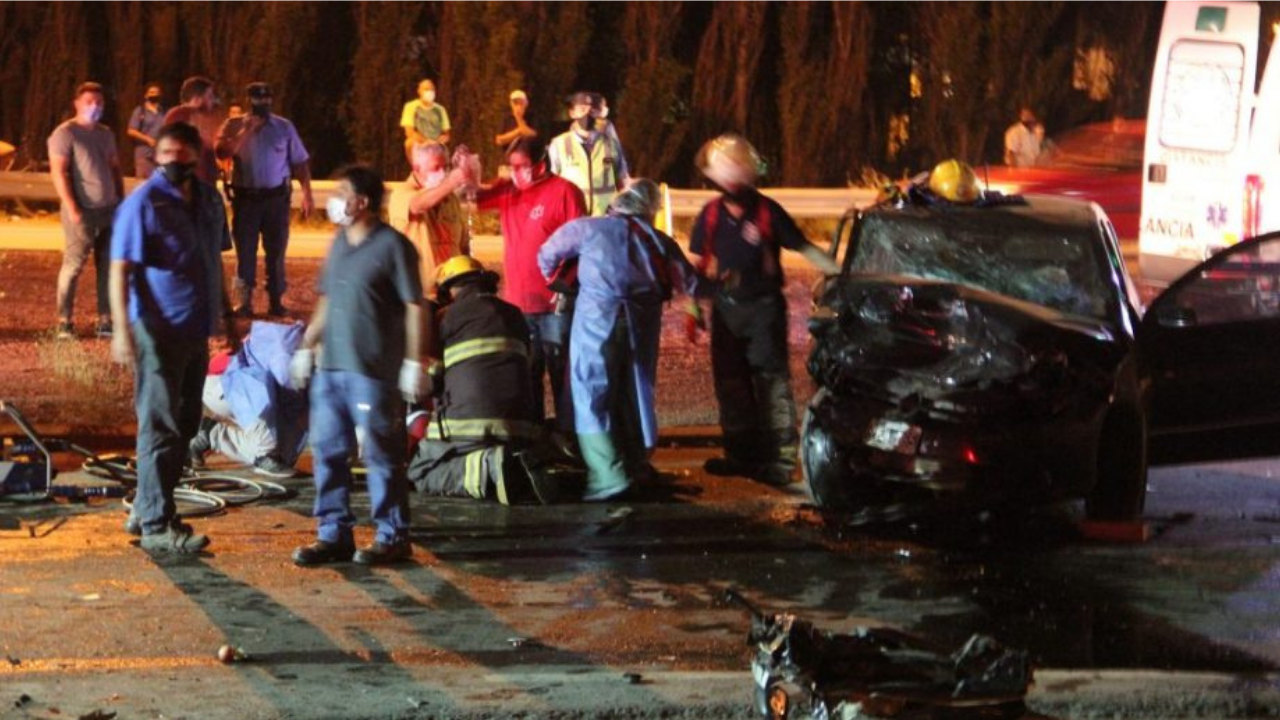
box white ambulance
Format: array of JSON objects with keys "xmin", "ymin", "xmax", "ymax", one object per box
[{"xmin": 1139, "ymin": 1, "xmax": 1280, "ymax": 286}]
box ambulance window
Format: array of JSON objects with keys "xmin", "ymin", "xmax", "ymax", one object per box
[{"xmin": 1159, "ymin": 40, "xmax": 1246, "ymax": 153}]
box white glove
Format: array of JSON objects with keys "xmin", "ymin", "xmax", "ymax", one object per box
[
  {"xmin": 398, "ymin": 359, "xmax": 428, "ymax": 402},
  {"xmin": 289, "ymin": 348, "xmax": 314, "ymax": 390}
]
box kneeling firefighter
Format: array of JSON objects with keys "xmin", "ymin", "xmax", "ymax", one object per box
[{"xmin": 407, "ymin": 256, "xmax": 559, "ymax": 504}]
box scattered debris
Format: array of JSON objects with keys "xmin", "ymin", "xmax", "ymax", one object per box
[
  {"xmin": 727, "ymin": 588, "xmax": 1032, "ymax": 719},
  {"xmin": 217, "ymin": 645, "xmax": 248, "ymax": 663},
  {"xmin": 6, "ymin": 655, "xmax": 19, "ymax": 666},
  {"xmin": 14, "ymin": 693, "xmax": 31, "ymax": 708},
  {"xmin": 77, "ymin": 711, "xmax": 117, "ymax": 720},
  {"xmin": 622, "ymin": 672, "xmax": 644, "ymax": 685},
  {"xmin": 407, "ymin": 697, "xmax": 424, "ymax": 709},
  {"xmin": 79, "ymin": 593, "xmax": 100, "ymax": 602}
]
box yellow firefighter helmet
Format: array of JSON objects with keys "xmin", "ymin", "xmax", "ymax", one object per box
[
  {"xmin": 435, "ymin": 255, "xmax": 487, "ymax": 290},
  {"xmin": 927, "ymin": 159, "xmax": 981, "ymax": 203}
]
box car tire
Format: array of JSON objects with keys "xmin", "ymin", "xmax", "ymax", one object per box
[
  {"xmin": 1085, "ymin": 406, "xmax": 1148, "ymax": 521},
  {"xmin": 801, "ymin": 390, "xmax": 888, "ymax": 512}
]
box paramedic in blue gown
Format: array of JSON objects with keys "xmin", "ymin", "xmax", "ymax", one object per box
[{"xmin": 537, "ymin": 179, "xmax": 706, "ymax": 502}]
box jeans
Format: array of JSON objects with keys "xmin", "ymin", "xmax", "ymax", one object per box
[
  {"xmin": 131, "ymin": 322, "xmax": 208, "ymax": 534},
  {"xmin": 309, "ymin": 370, "xmax": 409, "ymax": 546},
  {"xmin": 231, "ymin": 192, "xmax": 291, "ymax": 305},
  {"xmin": 525, "ymin": 312, "xmax": 572, "ymax": 433}
]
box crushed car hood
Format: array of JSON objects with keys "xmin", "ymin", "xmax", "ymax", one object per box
[{"xmin": 808, "ymin": 276, "xmax": 1123, "ymax": 416}]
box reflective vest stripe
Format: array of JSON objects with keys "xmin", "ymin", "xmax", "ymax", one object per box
[
  {"xmin": 443, "ymin": 336, "xmax": 528, "ymax": 369},
  {"xmin": 464, "ymin": 450, "xmax": 484, "ymax": 499},
  {"xmin": 425, "ymin": 417, "xmax": 541, "ymax": 441},
  {"xmin": 493, "ymin": 450, "xmax": 509, "ymax": 505}
]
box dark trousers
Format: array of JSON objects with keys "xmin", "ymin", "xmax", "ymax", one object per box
[
  {"xmin": 56, "ymin": 206, "xmax": 113, "ymax": 320},
  {"xmin": 231, "ymin": 191, "xmax": 291, "ymax": 305},
  {"xmin": 710, "ymin": 293, "xmax": 799, "ymax": 472},
  {"xmin": 130, "ymin": 322, "xmax": 208, "ymax": 534},
  {"xmin": 526, "ymin": 312, "xmax": 572, "ymax": 433}
]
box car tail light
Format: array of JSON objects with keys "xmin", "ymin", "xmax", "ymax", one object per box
[
  {"xmin": 963, "ymin": 447, "xmax": 980, "ymax": 465},
  {"xmin": 1244, "ymin": 174, "xmax": 1263, "ymax": 240}
]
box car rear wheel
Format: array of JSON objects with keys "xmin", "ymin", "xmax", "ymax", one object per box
[{"xmin": 1085, "ymin": 406, "xmax": 1148, "ymax": 521}]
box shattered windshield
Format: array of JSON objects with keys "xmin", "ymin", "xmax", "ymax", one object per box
[{"xmin": 848, "ymin": 209, "xmax": 1111, "ymax": 320}]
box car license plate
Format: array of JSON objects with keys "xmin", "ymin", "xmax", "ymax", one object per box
[{"xmin": 865, "ymin": 419, "xmax": 922, "ymax": 455}]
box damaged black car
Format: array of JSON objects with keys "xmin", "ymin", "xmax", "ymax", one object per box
[{"xmin": 804, "ymin": 192, "xmax": 1280, "ymax": 522}]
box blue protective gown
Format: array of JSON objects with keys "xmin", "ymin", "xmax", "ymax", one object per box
[{"xmin": 538, "ymin": 215, "xmax": 703, "ymax": 490}]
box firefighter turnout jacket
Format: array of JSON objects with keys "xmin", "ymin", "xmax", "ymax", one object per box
[{"xmin": 429, "ymin": 291, "xmax": 540, "ymax": 443}]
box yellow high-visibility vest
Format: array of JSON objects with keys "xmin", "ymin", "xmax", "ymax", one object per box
[{"xmin": 550, "ymin": 131, "xmax": 623, "ymax": 216}]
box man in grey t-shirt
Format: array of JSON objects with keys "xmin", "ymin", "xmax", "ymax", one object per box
[
  {"xmin": 48, "ymin": 81, "xmax": 124, "ymax": 339},
  {"xmin": 289, "ymin": 164, "xmax": 427, "ymax": 567}
]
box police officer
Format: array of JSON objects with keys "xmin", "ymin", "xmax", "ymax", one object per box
[
  {"xmin": 547, "ymin": 92, "xmax": 628, "ymax": 217},
  {"xmin": 689, "ymin": 134, "xmax": 839, "ymax": 487},
  {"xmin": 407, "ymin": 256, "xmax": 553, "ymax": 504},
  {"xmin": 216, "ymin": 81, "xmax": 315, "ymax": 317}
]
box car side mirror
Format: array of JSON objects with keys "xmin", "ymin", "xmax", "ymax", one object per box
[{"xmin": 1156, "ymin": 305, "xmax": 1197, "ymax": 328}]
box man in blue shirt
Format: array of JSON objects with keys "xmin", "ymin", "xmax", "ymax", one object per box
[
  {"xmin": 216, "ymin": 82, "xmax": 314, "ymax": 318},
  {"xmin": 109, "ymin": 121, "xmax": 234, "ymax": 554}
]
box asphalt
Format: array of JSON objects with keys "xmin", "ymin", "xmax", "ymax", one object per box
[{"xmin": 7, "ymin": 440, "xmax": 1280, "ymax": 719}]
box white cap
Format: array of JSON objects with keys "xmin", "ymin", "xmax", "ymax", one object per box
[{"xmin": 509, "ymin": 89, "xmax": 528, "ymax": 102}]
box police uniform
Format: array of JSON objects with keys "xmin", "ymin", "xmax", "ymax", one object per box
[{"xmin": 218, "ymin": 104, "xmax": 310, "ymax": 314}]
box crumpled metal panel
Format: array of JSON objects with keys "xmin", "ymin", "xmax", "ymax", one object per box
[
  {"xmin": 809, "ymin": 276, "xmax": 1116, "ymax": 417},
  {"xmin": 731, "ymin": 590, "xmax": 1031, "ymax": 719}
]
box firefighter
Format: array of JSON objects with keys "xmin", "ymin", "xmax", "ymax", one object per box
[
  {"xmin": 547, "ymin": 92, "xmax": 628, "ymax": 217},
  {"xmin": 538, "ymin": 180, "xmax": 705, "ymax": 502},
  {"xmin": 689, "ymin": 134, "xmax": 839, "ymax": 487},
  {"xmin": 407, "ymin": 256, "xmax": 556, "ymax": 504}
]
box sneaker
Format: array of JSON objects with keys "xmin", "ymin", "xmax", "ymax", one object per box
[
  {"xmin": 188, "ymin": 421, "xmax": 213, "ymax": 470},
  {"xmin": 253, "ymin": 454, "xmax": 296, "ymax": 478},
  {"xmin": 55, "ymin": 321, "xmax": 74, "ymax": 340},
  {"xmin": 703, "ymin": 456, "xmax": 753, "ymax": 478},
  {"xmin": 353, "ymin": 540, "xmax": 412, "ymax": 565},
  {"xmin": 267, "ymin": 301, "xmax": 287, "ymax": 317},
  {"xmin": 94, "ymin": 320, "xmax": 113, "ymax": 338},
  {"xmin": 123, "ymin": 514, "xmax": 141, "ymax": 536},
  {"xmin": 292, "ymin": 540, "xmax": 355, "ymax": 566},
  {"xmin": 139, "ymin": 523, "xmax": 209, "ymax": 554}
]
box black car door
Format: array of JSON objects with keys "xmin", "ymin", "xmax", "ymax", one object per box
[{"xmin": 1140, "ymin": 231, "xmax": 1280, "ymax": 436}]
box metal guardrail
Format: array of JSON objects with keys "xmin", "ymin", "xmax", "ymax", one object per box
[{"xmin": 0, "ymin": 171, "xmax": 878, "ymax": 219}]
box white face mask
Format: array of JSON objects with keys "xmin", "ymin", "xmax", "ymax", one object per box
[
  {"xmin": 82, "ymin": 105, "xmax": 104, "ymax": 123},
  {"xmin": 326, "ymin": 196, "xmax": 353, "ymax": 226},
  {"xmin": 423, "ymin": 169, "xmax": 446, "ymax": 188},
  {"xmin": 422, "ymin": 90, "xmax": 436, "ymax": 104},
  {"xmin": 512, "ymin": 166, "xmax": 534, "ymax": 190}
]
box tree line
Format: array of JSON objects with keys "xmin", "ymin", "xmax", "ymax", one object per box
[{"xmin": 0, "ymin": 2, "xmax": 1167, "ymax": 186}]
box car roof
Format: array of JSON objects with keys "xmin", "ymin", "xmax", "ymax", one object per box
[{"xmin": 866, "ymin": 193, "xmax": 1101, "ymax": 234}]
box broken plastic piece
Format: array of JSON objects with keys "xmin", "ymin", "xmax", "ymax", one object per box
[{"xmin": 727, "ymin": 588, "xmax": 1032, "ymax": 719}]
